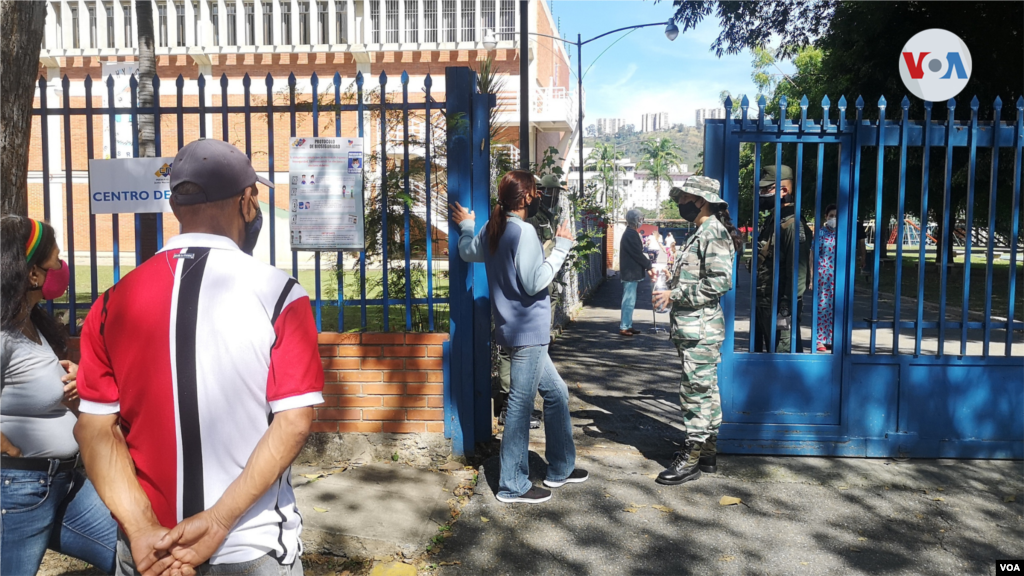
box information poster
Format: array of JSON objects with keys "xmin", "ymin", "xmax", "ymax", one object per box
[
  {"xmin": 100, "ymin": 61, "xmax": 139, "ymax": 159},
  {"xmin": 88, "ymin": 158, "xmax": 175, "ymax": 214},
  {"xmin": 288, "ymin": 137, "xmax": 365, "ymax": 250}
]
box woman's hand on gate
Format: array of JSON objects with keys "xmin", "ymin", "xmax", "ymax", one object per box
[
  {"xmin": 449, "ymin": 202, "xmax": 474, "ymax": 226},
  {"xmin": 556, "ymin": 220, "xmax": 572, "ymax": 240},
  {"xmin": 652, "ymin": 290, "xmax": 672, "ymax": 310}
]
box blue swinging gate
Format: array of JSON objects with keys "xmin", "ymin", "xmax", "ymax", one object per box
[{"xmin": 704, "ymin": 94, "xmax": 1023, "ymax": 459}]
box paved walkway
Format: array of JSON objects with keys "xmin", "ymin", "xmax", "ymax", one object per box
[{"xmin": 435, "ymin": 277, "xmax": 1023, "ymax": 576}]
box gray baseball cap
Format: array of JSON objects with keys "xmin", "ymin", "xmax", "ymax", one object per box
[{"xmin": 169, "ymin": 139, "xmax": 273, "ymax": 205}]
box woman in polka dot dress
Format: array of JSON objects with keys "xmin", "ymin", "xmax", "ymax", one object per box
[{"xmin": 815, "ymin": 205, "xmax": 838, "ymax": 352}]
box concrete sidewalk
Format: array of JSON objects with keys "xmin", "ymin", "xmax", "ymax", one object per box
[{"xmin": 433, "ymin": 277, "xmax": 1023, "ymax": 576}]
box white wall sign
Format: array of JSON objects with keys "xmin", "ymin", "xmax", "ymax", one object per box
[
  {"xmin": 100, "ymin": 61, "xmax": 140, "ymax": 159},
  {"xmin": 289, "ymin": 137, "xmax": 365, "ymax": 251},
  {"xmin": 88, "ymin": 158, "xmax": 175, "ymax": 214}
]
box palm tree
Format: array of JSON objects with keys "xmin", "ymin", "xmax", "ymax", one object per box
[
  {"xmin": 586, "ymin": 142, "xmax": 624, "ymax": 217},
  {"xmin": 135, "ymin": 0, "xmax": 159, "ymax": 260},
  {"xmin": 636, "ymin": 138, "xmax": 683, "ymax": 218}
]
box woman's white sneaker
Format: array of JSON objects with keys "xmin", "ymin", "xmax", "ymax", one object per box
[{"xmin": 543, "ymin": 468, "xmax": 589, "ymax": 488}]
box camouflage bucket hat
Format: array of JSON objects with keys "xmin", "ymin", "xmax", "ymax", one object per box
[{"xmin": 670, "ymin": 175, "xmax": 726, "ymax": 206}]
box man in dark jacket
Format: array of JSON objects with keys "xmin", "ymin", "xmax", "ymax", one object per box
[{"xmin": 619, "ymin": 209, "xmax": 653, "ymax": 336}]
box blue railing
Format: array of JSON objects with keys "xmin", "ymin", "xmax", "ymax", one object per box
[{"xmin": 32, "ymin": 70, "xmax": 452, "ymax": 335}]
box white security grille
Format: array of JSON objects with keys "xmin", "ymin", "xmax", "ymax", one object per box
[
  {"xmin": 385, "ymin": 0, "xmax": 398, "ymax": 43},
  {"xmin": 371, "ymin": 0, "xmax": 381, "ymax": 43},
  {"xmin": 404, "ymin": 0, "xmax": 417, "ymax": 42},
  {"xmin": 498, "ymin": 0, "xmax": 514, "ymax": 40},
  {"xmin": 336, "ymin": 0, "xmax": 348, "ymax": 42},
  {"xmin": 423, "ymin": 0, "xmax": 437, "ymax": 42},
  {"xmin": 441, "ymin": 0, "xmax": 455, "ymax": 42},
  {"xmin": 460, "ymin": 0, "xmax": 474, "ymax": 41},
  {"xmin": 481, "ymin": 0, "xmax": 495, "ymax": 36}
]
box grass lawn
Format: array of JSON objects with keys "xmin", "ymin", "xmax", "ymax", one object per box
[{"xmin": 56, "ymin": 264, "xmax": 451, "ymax": 333}]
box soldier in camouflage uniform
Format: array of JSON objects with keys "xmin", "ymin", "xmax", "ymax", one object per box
[
  {"xmin": 652, "ymin": 176, "xmax": 740, "ymax": 486},
  {"xmin": 495, "ymin": 174, "xmax": 565, "ymax": 428}
]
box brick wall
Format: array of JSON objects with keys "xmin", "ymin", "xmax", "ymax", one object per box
[{"xmin": 67, "ymin": 331, "xmax": 449, "ymax": 435}]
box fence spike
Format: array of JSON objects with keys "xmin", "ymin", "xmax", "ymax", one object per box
[
  {"xmin": 84, "ymin": 75, "xmax": 92, "ymax": 89},
  {"xmin": 152, "ymin": 75, "xmax": 160, "ymax": 89},
  {"xmin": 356, "ymin": 71, "xmax": 363, "ymax": 86},
  {"xmin": 129, "ymin": 74, "xmax": 137, "ymax": 88},
  {"xmin": 176, "ymin": 74, "xmax": 185, "ymax": 88},
  {"xmin": 993, "ymin": 95, "xmax": 1002, "ymax": 110},
  {"xmin": 855, "ymin": 95, "xmax": 864, "ymax": 109},
  {"xmin": 38, "ymin": 76, "xmax": 46, "ymax": 91},
  {"xmin": 740, "ymin": 94, "xmax": 749, "ymax": 108},
  {"xmin": 1017, "ymin": 95, "xmax": 1023, "ymax": 110},
  {"xmin": 947, "ymin": 97, "xmax": 956, "ymax": 110},
  {"xmin": 901, "ymin": 95, "xmax": 910, "ymax": 110},
  {"xmin": 923, "ymin": 100, "xmax": 933, "ymax": 111},
  {"xmin": 379, "ymin": 70, "xmax": 388, "ymax": 85},
  {"xmin": 877, "ymin": 95, "xmax": 886, "ymax": 109},
  {"xmin": 220, "ymin": 73, "xmax": 228, "ymax": 87},
  {"xmin": 723, "ymin": 95, "xmax": 733, "ymax": 114},
  {"xmin": 401, "ymin": 70, "xmax": 409, "ymax": 84},
  {"xmin": 424, "ymin": 74, "xmax": 432, "ymax": 89},
  {"xmin": 800, "ymin": 94, "xmax": 809, "ymax": 107},
  {"xmin": 970, "ymin": 95, "xmax": 979, "ymax": 110},
  {"xmin": 757, "ymin": 95, "xmax": 766, "ymax": 108},
  {"xmin": 837, "ymin": 95, "xmax": 846, "ymax": 109},
  {"xmin": 265, "ymin": 73, "xmax": 273, "ymax": 87},
  {"xmin": 197, "ymin": 74, "xmax": 205, "ymax": 88},
  {"xmin": 779, "ymin": 95, "xmax": 788, "ymax": 120},
  {"xmin": 311, "ymin": 71, "xmax": 319, "ymax": 86},
  {"xmin": 334, "ymin": 71, "xmax": 341, "ymax": 86},
  {"xmin": 822, "ymin": 94, "xmax": 830, "ymax": 108},
  {"xmin": 288, "ymin": 72, "xmax": 296, "ymax": 86},
  {"xmin": 242, "ymin": 73, "xmax": 250, "ymax": 87}
]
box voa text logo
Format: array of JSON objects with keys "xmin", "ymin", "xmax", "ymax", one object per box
[{"xmin": 899, "ymin": 29, "xmax": 972, "ymax": 102}]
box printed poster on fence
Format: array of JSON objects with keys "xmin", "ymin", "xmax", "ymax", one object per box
[
  {"xmin": 88, "ymin": 158, "xmax": 175, "ymax": 214},
  {"xmin": 100, "ymin": 61, "xmax": 139, "ymax": 159},
  {"xmin": 288, "ymin": 137, "xmax": 365, "ymax": 251}
]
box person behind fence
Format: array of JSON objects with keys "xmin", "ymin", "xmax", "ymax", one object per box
[
  {"xmin": 493, "ymin": 174, "xmax": 565, "ymax": 430},
  {"xmin": 651, "ymin": 176, "xmax": 740, "ymax": 485},
  {"xmin": 74, "ymin": 139, "xmax": 325, "ymax": 576},
  {"xmin": 815, "ymin": 205, "xmax": 838, "ymax": 352},
  {"xmin": 618, "ymin": 209, "xmax": 653, "ymax": 337},
  {"xmin": 0, "ymin": 216, "xmax": 118, "ymax": 575},
  {"xmin": 450, "ymin": 170, "xmax": 588, "ymax": 504},
  {"xmin": 753, "ymin": 165, "xmax": 813, "ymax": 354}
]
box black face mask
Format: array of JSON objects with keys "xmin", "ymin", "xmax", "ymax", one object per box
[
  {"xmin": 527, "ymin": 195, "xmax": 541, "ymax": 218},
  {"xmin": 759, "ymin": 196, "xmax": 777, "ymax": 211},
  {"xmin": 677, "ymin": 200, "xmax": 702, "ymax": 223},
  {"xmin": 241, "ymin": 198, "xmax": 263, "ymax": 255}
]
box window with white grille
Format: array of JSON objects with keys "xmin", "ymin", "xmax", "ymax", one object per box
[
  {"xmin": 441, "ymin": 0, "xmax": 455, "ymax": 42},
  {"xmin": 226, "ymin": 4, "xmax": 236, "ymax": 45},
  {"xmin": 211, "ymin": 3, "xmax": 219, "ymax": 44},
  {"xmin": 263, "ymin": 2, "xmax": 272, "ymax": 44},
  {"xmin": 423, "ymin": 0, "xmax": 437, "ymax": 42},
  {"xmin": 371, "ymin": 0, "xmax": 380, "ymax": 43},
  {"xmin": 404, "ymin": 0, "xmax": 417, "ymax": 43},
  {"xmin": 88, "ymin": 4, "xmax": 97, "ymax": 48},
  {"xmin": 245, "ymin": 2, "xmax": 255, "ymax": 45},
  {"xmin": 48, "ymin": 2, "xmax": 62, "ymax": 49},
  {"xmin": 281, "ymin": 2, "xmax": 291, "ymax": 43},
  {"xmin": 336, "ymin": 0, "xmax": 348, "ymax": 42},
  {"xmin": 124, "ymin": 4, "xmax": 132, "ymax": 47},
  {"xmin": 385, "ymin": 0, "xmax": 398, "ymax": 43},
  {"xmin": 193, "ymin": 1, "xmax": 201, "ymax": 45},
  {"xmin": 460, "ymin": 0, "xmax": 474, "ymax": 42},
  {"xmin": 159, "ymin": 4, "xmax": 168, "ymax": 46},
  {"xmin": 317, "ymin": 1, "xmax": 328, "ymax": 43},
  {"xmin": 71, "ymin": 4, "xmax": 80, "ymax": 48},
  {"xmin": 498, "ymin": 0, "xmax": 514, "ymax": 41},
  {"xmin": 104, "ymin": 2, "xmax": 114, "ymax": 47},
  {"xmin": 177, "ymin": 2, "xmax": 187, "ymax": 46},
  {"xmin": 298, "ymin": 2, "xmax": 310, "ymax": 44},
  {"xmin": 481, "ymin": 0, "xmax": 495, "ymax": 37}
]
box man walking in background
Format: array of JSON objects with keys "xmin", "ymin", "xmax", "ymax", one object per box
[
  {"xmin": 618, "ymin": 209, "xmax": 653, "ymax": 336},
  {"xmin": 74, "ymin": 139, "xmax": 325, "ymax": 575}
]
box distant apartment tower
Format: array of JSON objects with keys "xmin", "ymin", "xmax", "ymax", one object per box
[
  {"xmin": 597, "ymin": 117, "xmax": 626, "ymax": 135},
  {"xmin": 695, "ymin": 108, "xmax": 725, "ymax": 128},
  {"xmin": 640, "ymin": 112, "xmax": 669, "ymax": 133}
]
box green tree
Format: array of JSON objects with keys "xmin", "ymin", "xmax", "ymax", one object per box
[
  {"xmin": 636, "ymin": 138, "xmax": 683, "ymax": 218},
  {"xmin": 586, "ymin": 142, "xmax": 625, "ymax": 217}
]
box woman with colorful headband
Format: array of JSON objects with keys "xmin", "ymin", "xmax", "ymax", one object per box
[{"xmin": 0, "ymin": 215, "xmax": 117, "ymax": 574}]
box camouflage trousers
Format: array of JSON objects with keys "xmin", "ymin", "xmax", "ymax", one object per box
[{"xmin": 675, "ymin": 340, "xmax": 723, "ymax": 443}]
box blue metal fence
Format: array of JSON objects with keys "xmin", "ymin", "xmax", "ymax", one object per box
[
  {"xmin": 705, "ymin": 93, "xmax": 1023, "ymax": 458},
  {"xmin": 32, "ymin": 69, "xmax": 458, "ymax": 336}
]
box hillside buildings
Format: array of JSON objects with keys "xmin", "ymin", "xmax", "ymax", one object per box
[
  {"xmin": 694, "ymin": 107, "xmax": 724, "ymax": 128},
  {"xmin": 640, "ymin": 111, "xmax": 668, "ymax": 133}
]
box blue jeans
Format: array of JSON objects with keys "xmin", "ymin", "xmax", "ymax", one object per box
[
  {"xmin": 620, "ymin": 280, "xmax": 639, "ymax": 330},
  {"xmin": 1, "ymin": 465, "xmax": 117, "ymax": 575},
  {"xmin": 499, "ymin": 344, "xmax": 576, "ymax": 499}
]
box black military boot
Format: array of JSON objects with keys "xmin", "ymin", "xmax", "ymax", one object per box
[
  {"xmin": 699, "ymin": 435, "xmax": 717, "ymax": 473},
  {"xmin": 656, "ymin": 442, "xmax": 703, "ymax": 485}
]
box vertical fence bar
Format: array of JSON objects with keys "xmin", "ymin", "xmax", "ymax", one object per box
[
  {"xmin": 39, "ymin": 77, "xmax": 52, "ymax": 222},
  {"xmin": 220, "ymin": 74, "xmax": 229, "ymax": 141},
  {"xmin": 334, "ymin": 72, "xmax": 344, "ymax": 332},
  {"xmin": 85, "ymin": 76, "xmax": 99, "ymax": 302},
  {"xmin": 357, "ymin": 72, "xmax": 367, "ymax": 329},
  {"xmin": 748, "ymin": 140, "xmax": 762, "ymax": 353},
  {"xmin": 835, "ymin": 96, "xmax": 853, "ymax": 358},
  {"xmin": 379, "ymin": 72, "xmax": 390, "ymax": 331},
  {"xmin": 1006, "ymin": 97, "xmax": 1023, "ymax": 355},
  {"xmin": 401, "ymin": 72, "xmax": 413, "ymax": 330},
  {"xmin": 198, "ymin": 74, "xmax": 207, "ymax": 139},
  {"xmin": 130, "ymin": 75, "xmax": 142, "ymax": 267},
  {"xmin": 769, "ymin": 96, "xmax": 785, "ymax": 352},
  {"xmin": 982, "ymin": 98, "xmax": 1003, "ymax": 356},
  {"xmin": 937, "ymin": 99, "xmax": 956, "ymax": 357},
  {"xmin": 153, "ymin": 75, "xmax": 164, "ymax": 250},
  {"xmin": 790, "ymin": 97, "xmax": 805, "ymax": 353},
  {"xmin": 471, "ymin": 85, "xmax": 494, "ymax": 443},
  {"xmin": 107, "ymin": 76, "xmax": 120, "ymax": 283},
  {"xmin": 61, "ymin": 76, "xmax": 78, "ymax": 334},
  {"xmin": 869, "ymin": 96, "xmax": 886, "ymax": 354},
  {"xmin": 266, "ymin": 74, "xmax": 276, "ymax": 266},
  {"xmin": 289, "ymin": 73, "xmax": 299, "ymax": 279},
  {"xmin": 811, "ymin": 98, "xmax": 826, "ymax": 354},
  {"xmin": 960, "ymin": 97, "xmax": 980, "ymax": 356},
  {"xmin": 847, "ymin": 96, "xmax": 864, "ymax": 354},
  {"xmin": 311, "ymin": 73, "xmax": 322, "ymax": 331},
  {"xmin": 915, "ymin": 101, "xmax": 933, "ymax": 355},
  {"xmin": 893, "ymin": 97, "xmax": 910, "ymax": 355},
  {"xmin": 176, "ymin": 75, "xmax": 185, "ymax": 151},
  {"xmin": 424, "ymin": 75, "xmax": 435, "ymax": 331}
]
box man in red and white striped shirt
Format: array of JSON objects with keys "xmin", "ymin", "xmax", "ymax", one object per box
[{"xmin": 75, "ymin": 139, "xmax": 324, "ymax": 576}]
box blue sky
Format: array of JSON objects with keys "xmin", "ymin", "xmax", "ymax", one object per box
[{"xmin": 546, "ymin": 0, "xmax": 795, "ymax": 128}]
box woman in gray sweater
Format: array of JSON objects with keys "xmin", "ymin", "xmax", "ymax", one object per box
[
  {"xmin": 450, "ymin": 170, "xmax": 588, "ymax": 504},
  {"xmin": 1, "ymin": 216, "xmax": 116, "ymax": 574}
]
